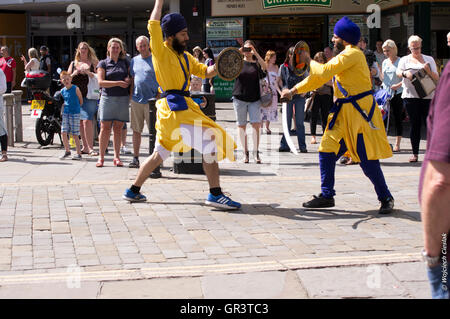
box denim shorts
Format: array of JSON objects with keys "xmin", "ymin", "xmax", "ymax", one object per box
[
  {"xmin": 232, "ymin": 97, "xmax": 262, "ymax": 126},
  {"xmin": 62, "ymin": 113, "xmax": 81, "ymax": 136},
  {"xmin": 80, "ymin": 99, "xmax": 98, "ymax": 121}
]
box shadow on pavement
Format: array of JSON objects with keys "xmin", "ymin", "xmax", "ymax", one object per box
[{"xmin": 5, "ymin": 158, "xmax": 73, "ymax": 165}]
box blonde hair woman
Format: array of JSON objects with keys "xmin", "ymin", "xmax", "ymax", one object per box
[
  {"xmin": 68, "ymin": 42, "xmax": 99, "ymax": 156},
  {"xmin": 96, "ymin": 38, "xmax": 131, "ymax": 167},
  {"xmin": 397, "ymin": 35, "xmax": 440, "ymax": 162},
  {"xmin": 381, "ymin": 39, "xmax": 403, "ymax": 152},
  {"xmin": 260, "ymin": 50, "xmax": 279, "ymax": 135},
  {"xmin": 20, "ymin": 48, "xmax": 40, "ymax": 73}
]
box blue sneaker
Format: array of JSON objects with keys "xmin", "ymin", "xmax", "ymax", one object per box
[
  {"xmin": 123, "ymin": 188, "xmax": 147, "ymax": 202},
  {"xmin": 205, "ymin": 193, "xmax": 241, "ymax": 210}
]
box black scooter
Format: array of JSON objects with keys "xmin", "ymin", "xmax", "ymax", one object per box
[{"xmin": 25, "ymin": 70, "xmax": 63, "ymax": 146}]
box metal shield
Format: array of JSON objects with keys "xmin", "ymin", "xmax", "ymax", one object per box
[
  {"xmin": 293, "ymin": 41, "xmax": 311, "ymax": 77},
  {"xmin": 216, "ymin": 47, "xmax": 243, "ymax": 81}
]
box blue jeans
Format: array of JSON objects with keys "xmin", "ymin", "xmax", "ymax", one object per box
[
  {"xmin": 427, "ymin": 263, "xmax": 450, "ymax": 299},
  {"xmin": 280, "ymin": 95, "xmax": 306, "ymax": 151}
]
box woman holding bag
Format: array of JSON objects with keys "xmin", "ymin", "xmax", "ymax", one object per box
[
  {"xmin": 232, "ymin": 40, "xmax": 267, "ymax": 164},
  {"xmin": 68, "ymin": 42, "xmax": 99, "ymax": 156},
  {"xmin": 396, "ymin": 35, "xmax": 439, "ymax": 163}
]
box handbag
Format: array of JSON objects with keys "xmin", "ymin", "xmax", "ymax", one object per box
[
  {"xmin": 259, "ymin": 69, "xmax": 273, "ymax": 108},
  {"xmin": 86, "ymin": 74, "xmax": 100, "ymax": 100},
  {"xmin": 411, "ymin": 68, "xmax": 436, "ymax": 99}
]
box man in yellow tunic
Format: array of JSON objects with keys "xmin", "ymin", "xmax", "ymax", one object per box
[
  {"xmin": 282, "ymin": 17, "xmax": 394, "ymax": 214},
  {"xmin": 123, "ymin": 0, "xmax": 241, "ymax": 210}
]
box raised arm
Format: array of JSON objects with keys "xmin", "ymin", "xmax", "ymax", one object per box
[{"xmin": 151, "ymin": 0, "xmax": 164, "ymax": 21}]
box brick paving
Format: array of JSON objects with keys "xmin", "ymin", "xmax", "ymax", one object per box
[{"xmin": 0, "ymin": 102, "xmax": 429, "ymax": 298}]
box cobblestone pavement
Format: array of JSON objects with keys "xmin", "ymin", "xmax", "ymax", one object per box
[{"xmin": 0, "ymin": 103, "xmax": 430, "ymax": 298}]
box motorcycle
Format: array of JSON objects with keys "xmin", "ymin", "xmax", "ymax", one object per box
[{"xmin": 25, "ymin": 70, "xmax": 63, "ymax": 146}]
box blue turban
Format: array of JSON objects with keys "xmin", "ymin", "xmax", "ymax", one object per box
[
  {"xmin": 161, "ymin": 13, "xmax": 187, "ymax": 37},
  {"xmin": 334, "ymin": 16, "xmax": 361, "ymax": 46}
]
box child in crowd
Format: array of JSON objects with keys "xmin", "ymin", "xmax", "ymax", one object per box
[
  {"xmin": 59, "ymin": 71, "xmax": 83, "ymax": 160},
  {"xmin": 190, "ymin": 75, "xmax": 207, "ymax": 109}
]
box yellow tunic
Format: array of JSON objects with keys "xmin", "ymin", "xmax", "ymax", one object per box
[
  {"xmin": 294, "ymin": 45, "xmax": 392, "ymax": 162},
  {"xmin": 148, "ymin": 20, "xmax": 236, "ymax": 161}
]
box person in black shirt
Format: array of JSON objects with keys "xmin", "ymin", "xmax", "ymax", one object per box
[{"xmin": 232, "ymin": 40, "xmax": 267, "ymax": 164}]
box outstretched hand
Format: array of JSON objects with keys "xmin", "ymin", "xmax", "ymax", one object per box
[{"xmin": 280, "ymin": 88, "xmax": 293, "ymax": 103}]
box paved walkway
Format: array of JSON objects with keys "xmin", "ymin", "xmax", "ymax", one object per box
[{"xmin": 0, "ymin": 102, "xmax": 430, "ymax": 299}]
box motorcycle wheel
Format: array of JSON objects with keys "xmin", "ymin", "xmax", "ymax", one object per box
[{"xmin": 35, "ymin": 117, "xmax": 55, "ymax": 146}]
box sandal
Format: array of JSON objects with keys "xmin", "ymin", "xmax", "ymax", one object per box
[
  {"xmin": 89, "ymin": 150, "xmax": 99, "ymax": 156},
  {"xmin": 96, "ymin": 158, "xmax": 104, "ymax": 168},
  {"xmin": 81, "ymin": 150, "xmax": 90, "ymax": 155},
  {"xmin": 409, "ymin": 155, "xmax": 418, "ymax": 163},
  {"xmin": 254, "ymin": 151, "xmax": 262, "ymax": 164},
  {"xmin": 0, "ymin": 155, "xmax": 8, "ymax": 162},
  {"xmin": 113, "ymin": 158, "xmax": 123, "ymax": 167},
  {"xmin": 243, "ymin": 151, "xmax": 249, "ymax": 164},
  {"xmin": 393, "ymin": 145, "xmax": 401, "ymax": 152},
  {"xmin": 311, "ymin": 137, "xmax": 317, "ymax": 144}
]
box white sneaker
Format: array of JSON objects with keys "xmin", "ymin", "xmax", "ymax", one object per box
[{"xmin": 120, "ymin": 146, "xmax": 131, "ymax": 155}]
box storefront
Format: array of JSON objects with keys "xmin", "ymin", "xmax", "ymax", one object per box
[{"xmin": 209, "ymin": 0, "xmax": 405, "ymax": 100}]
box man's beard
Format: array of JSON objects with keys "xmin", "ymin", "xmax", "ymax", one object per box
[
  {"xmin": 333, "ymin": 41, "xmax": 346, "ymax": 56},
  {"xmin": 172, "ymin": 37, "xmax": 187, "ymax": 54}
]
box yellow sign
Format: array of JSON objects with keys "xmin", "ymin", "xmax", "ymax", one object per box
[{"xmin": 31, "ymin": 100, "xmax": 46, "ymax": 110}]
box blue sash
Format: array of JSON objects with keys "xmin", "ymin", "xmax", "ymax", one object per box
[
  {"xmin": 160, "ymin": 53, "xmax": 191, "ymax": 111},
  {"xmin": 328, "ymin": 78, "xmax": 377, "ymax": 130}
]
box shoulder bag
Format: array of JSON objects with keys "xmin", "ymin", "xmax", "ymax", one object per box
[{"xmin": 258, "ymin": 65, "xmax": 273, "ymax": 108}]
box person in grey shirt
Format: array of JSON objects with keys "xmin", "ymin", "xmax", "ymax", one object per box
[{"xmin": 128, "ymin": 35, "xmax": 160, "ymax": 168}]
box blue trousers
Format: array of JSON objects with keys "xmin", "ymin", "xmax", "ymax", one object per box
[
  {"xmin": 280, "ymin": 95, "xmax": 306, "ymax": 151},
  {"xmin": 319, "ymin": 134, "xmax": 392, "ymax": 201}
]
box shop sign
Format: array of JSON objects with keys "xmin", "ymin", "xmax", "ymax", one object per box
[
  {"xmin": 262, "ymin": 0, "xmax": 332, "ymax": 9},
  {"xmin": 212, "ymin": 0, "xmax": 404, "ymax": 16},
  {"xmin": 206, "ymin": 18, "xmax": 244, "ymax": 101}
]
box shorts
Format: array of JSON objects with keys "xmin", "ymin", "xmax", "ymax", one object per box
[
  {"xmin": 98, "ymin": 95, "xmax": 129, "ymax": 122},
  {"xmin": 80, "ymin": 98, "xmax": 98, "ymax": 121},
  {"xmin": 155, "ymin": 124, "xmax": 218, "ymax": 161},
  {"xmin": 62, "ymin": 113, "xmax": 81, "ymax": 136},
  {"xmin": 232, "ymin": 97, "xmax": 262, "ymax": 126},
  {"xmin": 130, "ymin": 99, "xmax": 150, "ymax": 133}
]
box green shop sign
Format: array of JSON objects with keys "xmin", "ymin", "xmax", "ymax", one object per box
[{"xmin": 262, "ymin": 0, "xmax": 332, "ymax": 9}]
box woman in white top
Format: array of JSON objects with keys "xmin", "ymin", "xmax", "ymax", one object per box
[
  {"xmin": 381, "ymin": 39, "xmax": 404, "ymax": 152},
  {"xmin": 261, "ymin": 50, "xmax": 279, "ymax": 135},
  {"xmin": 0, "ymin": 68, "xmax": 8, "ymax": 162},
  {"xmin": 21, "ymin": 48, "xmax": 40, "ymax": 73},
  {"xmin": 396, "ymin": 35, "xmax": 439, "ymax": 163}
]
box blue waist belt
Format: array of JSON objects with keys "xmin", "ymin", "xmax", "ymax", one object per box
[
  {"xmin": 328, "ymin": 90, "xmax": 376, "ymax": 130},
  {"xmin": 162, "ymin": 90, "xmax": 191, "ymax": 112}
]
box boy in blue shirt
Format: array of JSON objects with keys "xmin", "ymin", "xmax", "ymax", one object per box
[{"xmin": 59, "ymin": 71, "xmax": 83, "ymax": 160}]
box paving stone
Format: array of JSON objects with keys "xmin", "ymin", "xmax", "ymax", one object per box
[
  {"xmin": 201, "ymin": 271, "xmax": 290, "ymax": 298},
  {"xmin": 100, "ymin": 278, "xmax": 203, "ymax": 299},
  {"xmin": 296, "ymin": 265, "xmax": 409, "ymax": 298}
]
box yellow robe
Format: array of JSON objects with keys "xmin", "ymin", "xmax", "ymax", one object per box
[
  {"xmin": 148, "ymin": 20, "xmax": 236, "ymax": 162},
  {"xmin": 294, "ymin": 45, "xmax": 392, "ymax": 162}
]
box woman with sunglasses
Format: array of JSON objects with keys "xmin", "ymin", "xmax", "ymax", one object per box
[{"xmin": 397, "ymin": 35, "xmax": 439, "ymax": 163}]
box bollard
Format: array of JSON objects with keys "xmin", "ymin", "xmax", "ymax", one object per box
[
  {"xmin": 12, "ymin": 90, "xmax": 23, "ymax": 142},
  {"xmin": 148, "ymin": 98, "xmax": 162, "ymax": 179},
  {"xmin": 3, "ymin": 93, "xmax": 15, "ymax": 147}
]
